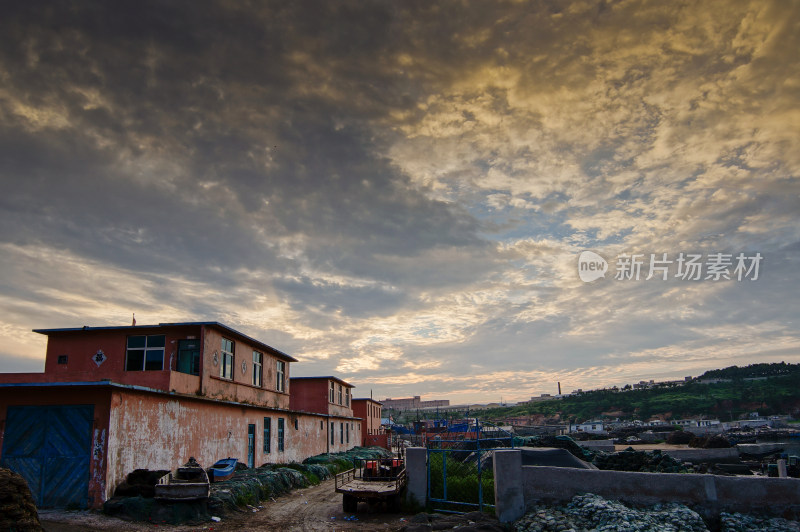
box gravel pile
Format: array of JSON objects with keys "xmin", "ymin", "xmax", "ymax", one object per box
[
  {"xmin": 719, "ymin": 512, "xmax": 800, "ymax": 531},
  {"xmin": 592, "ymin": 448, "xmax": 688, "ymax": 473},
  {"xmin": 514, "ymin": 494, "xmax": 707, "ymax": 532},
  {"xmin": 515, "ymin": 494, "xmax": 800, "ymax": 532}
]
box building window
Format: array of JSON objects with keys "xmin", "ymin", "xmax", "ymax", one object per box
[
  {"xmin": 220, "ymin": 338, "xmax": 234, "ymax": 379},
  {"xmin": 263, "ymin": 417, "xmax": 271, "ymax": 453},
  {"xmin": 338, "ymin": 384, "xmax": 342, "ymax": 405},
  {"xmin": 277, "ymin": 418, "xmax": 285, "ymax": 452},
  {"xmin": 177, "ymin": 339, "xmax": 200, "ymax": 375},
  {"xmin": 340, "ymin": 422, "xmax": 344, "ymax": 444},
  {"xmin": 126, "ymin": 335, "xmax": 165, "ymax": 371},
  {"xmin": 294, "ymin": 418, "xmax": 298, "ymax": 430},
  {"xmin": 253, "ymin": 351, "xmax": 263, "ymax": 387},
  {"xmin": 345, "ymin": 388, "xmax": 350, "ymax": 407},
  {"xmin": 329, "ymin": 381, "xmax": 335, "ymax": 403},
  {"xmin": 330, "ymin": 422, "xmax": 335, "ymax": 445},
  {"xmin": 276, "ymin": 360, "xmax": 285, "ymax": 392},
  {"xmin": 57, "ymin": 355, "xmax": 68, "ymax": 364},
  {"xmin": 346, "ymin": 423, "xmax": 349, "ymax": 444},
  {"xmin": 320, "ymin": 420, "xmax": 323, "ymax": 430}
]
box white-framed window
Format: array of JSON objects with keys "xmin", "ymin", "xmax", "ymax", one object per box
[
  {"xmin": 220, "ymin": 338, "xmax": 234, "ymax": 379},
  {"xmin": 338, "ymin": 384, "xmax": 342, "ymax": 405},
  {"xmin": 345, "ymin": 388, "xmax": 350, "ymax": 407},
  {"xmin": 276, "ymin": 360, "xmax": 286, "ymax": 392},
  {"xmin": 330, "ymin": 381, "xmax": 335, "ymax": 403},
  {"xmin": 126, "ymin": 335, "xmax": 165, "ymax": 371},
  {"xmin": 253, "ymin": 351, "xmax": 263, "ymax": 387}
]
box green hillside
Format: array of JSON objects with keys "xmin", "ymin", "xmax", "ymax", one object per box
[{"xmin": 481, "ymin": 362, "xmax": 800, "ymax": 423}]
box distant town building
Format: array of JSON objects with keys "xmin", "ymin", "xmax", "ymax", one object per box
[
  {"xmin": 570, "ymin": 420, "xmax": 606, "ymax": 434},
  {"xmin": 381, "ymin": 395, "xmax": 450, "ymax": 410}
]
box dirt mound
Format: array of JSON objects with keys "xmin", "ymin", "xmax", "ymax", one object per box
[
  {"xmin": 666, "ymin": 430, "xmax": 695, "ymax": 444},
  {"xmin": 0, "ymin": 467, "xmax": 43, "ymax": 531}
]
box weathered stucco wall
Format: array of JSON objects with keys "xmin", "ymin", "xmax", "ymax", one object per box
[
  {"xmin": 200, "ymin": 327, "xmax": 291, "ymax": 409},
  {"xmin": 106, "ymin": 389, "xmax": 358, "ymax": 501}
]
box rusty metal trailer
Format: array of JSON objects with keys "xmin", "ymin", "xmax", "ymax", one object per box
[{"xmin": 335, "ymin": 457, "xmax": 407, "ymax": 513}]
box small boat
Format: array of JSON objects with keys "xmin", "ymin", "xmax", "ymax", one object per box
[
  {"xmin": 208, "ymin": 457, "xmax": 238, "ymax": 482},
  {"xmin": 154, "ymin": 457, "xmax": 210, "ymax": 500}
]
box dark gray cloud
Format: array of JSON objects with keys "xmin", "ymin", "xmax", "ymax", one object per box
[{"xmin": 1, "ymin": 1, "xmax": 798, "ymax": 403}]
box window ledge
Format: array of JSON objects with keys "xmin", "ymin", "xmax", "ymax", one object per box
[{"xmin": 209, "ymin": 375, "xmax": 289, "ymax": 394}]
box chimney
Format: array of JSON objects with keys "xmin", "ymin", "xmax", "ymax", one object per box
[{"xmin": 557, "ymin": 381, "xmax": 562, "ymax": 395}]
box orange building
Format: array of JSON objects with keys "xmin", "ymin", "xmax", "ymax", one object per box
[
  {"xmin": 0, "ymin": 322, "xmax": 360, "ymax": 509},
  {"xmin": 351, "ymin": 398, "xmax": 386, "ymax": 448},
  {"xmin": 289, "ymin": 376, "xmax": 357, "ymax": 447}
]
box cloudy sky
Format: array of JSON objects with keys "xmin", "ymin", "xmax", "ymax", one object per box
[{"xmin": 1, "ymin": 0, "xmax": 798, "ymax": 404}]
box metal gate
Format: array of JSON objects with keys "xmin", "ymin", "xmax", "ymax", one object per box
[
  {"xmin": 1, "ymin": 405, "xmax": 94, "ymax": 508},
  {"xmin": 426, "ymin": 422, "xmax": 514, "ymax": 514}
]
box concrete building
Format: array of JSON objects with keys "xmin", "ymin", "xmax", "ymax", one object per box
[
  {"xmin": 381, "ymin": 396, "xmax": 450, "ymax": 411},
  {"xmin": 0, "ymin": 322, "xmax": 360, "ymax": 509}
]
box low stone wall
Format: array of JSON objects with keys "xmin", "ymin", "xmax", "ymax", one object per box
[
  {"xmin": 661, "ymin": 447, "xmax": 739, "ymax": 462},
  {"xmin": 576, "ymin": 439, "xmax": 615, "ymax": 452},
  {"xmin": 519, "ymin": 465, "xmax": 800, "ymax": 520}
]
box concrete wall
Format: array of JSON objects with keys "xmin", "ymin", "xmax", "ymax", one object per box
[
  {"xmin": 577, "ymin": 439, "xmax": 615, "ymax": 452},
  {"xmin": 519, "ymin": 465, "xmax": 800, "ymax": 519},
  {"xmin": 661, "ymin": 447, "xmax": 739, "ymax": 462}
]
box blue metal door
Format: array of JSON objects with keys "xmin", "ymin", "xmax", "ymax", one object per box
[
  {"xmin": 1, "ymin": 405, "xmax": 94, "ymax": 508},
  {"xmin": 247, "ymin": 424, "xmax": 256, "ymax": 468}
]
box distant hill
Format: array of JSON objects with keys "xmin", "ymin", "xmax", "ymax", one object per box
[
  {"xmin": 697, "ymin": 362, "xmax": 800, "ymax": 380},
  {"xmin": 480, "ymin": 362, "xmax": 800, "ymax": 423}
]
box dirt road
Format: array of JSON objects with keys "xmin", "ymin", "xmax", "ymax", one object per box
[
  {"xmin": 40, "ymin": 478, "xmax": 410, "ymax": 532},
  {"xmin": 220, "ymin": 478, "xmax": 408, "ymax": 531}
]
